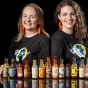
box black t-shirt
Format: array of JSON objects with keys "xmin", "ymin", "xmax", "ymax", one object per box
[
  {"xmin": 51, "ymin": 30, "xmax": 87, "ymax": 65},
  {"xmin": 9, "ymin": 33, "xmax": 50, "ymax": 66}
]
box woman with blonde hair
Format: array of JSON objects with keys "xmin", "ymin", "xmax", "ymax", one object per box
[{"xmin": 0, "ymin": 3, "xmax": 50, "ymax": 74}]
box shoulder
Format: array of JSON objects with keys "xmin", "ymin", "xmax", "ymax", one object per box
[
  {"xmin": 37, "ymin": 33, "xmax": 49, "ymax": 41},
  {"xmin": 11, "ymin": 36, "xmax": 17, "ymax": 42},
  {"xmin": 51, "ymin": 30, "xmax": 63, "ymax": 40}
]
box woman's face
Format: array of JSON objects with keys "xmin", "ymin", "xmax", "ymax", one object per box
[
  {"xmin": 22, "ymin": 6, "xmax": 38, "ymax": 30},
  {"xmin": 58, "ymin": 5, "xmax": 76, "ymax": 30}
]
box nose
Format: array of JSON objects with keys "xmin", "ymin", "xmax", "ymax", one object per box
[
  {"xmin": 26, "ymin": 16, "xmax": 31, "ymax": 22},
  {"xmin": 67, "ymin": 14, "xmax": 72, "ymax": 19}
]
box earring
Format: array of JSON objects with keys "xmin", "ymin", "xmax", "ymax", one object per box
[
  {"xmin": 21, "ymin": 25, "xmax": 25, "ymax": 33},
  {"xmin": 58, "ymin": 22, "xmax": 62, "ymax": 30},
  {"xmin": 37, "ymin": 25, "xmax": 41, "ymax": 34},
  {"xmin": 74, "ymin": 23, "xmax": 77, "ymax": 30}
]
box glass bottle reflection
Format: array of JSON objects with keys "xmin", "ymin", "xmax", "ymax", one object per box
[
  {"xmin": 9, "ymin": 78, "xmax": 16, "ymax": 88},
  {"xmin": 46, "ymin": 79, "xmax": 52, "ymax": 88},
  {"xmin": 32, "ymin": 79, "xmax": 38, "ymax": 88},
  {"xmin": 59, "ymin": 79, "xmax": 65, "ymax": 88},
  {"xmin": 39, "ymin": 79, "xmax": 45, "ymax": 88},
  {"xmin": 24, "ymin": 79, "xmax": 29, "ymax": 88},
  {"xmin": 79, "ymin": 79, "xmax": 84, "ymax": 88},
  {"xmin": 52, "ymin": 79, "xmax": 58, "ymax": 88},
  {"xmin": 3, "ymin": 78, "xmax": 9, "ymax": 88},
  {"xmin": 85, "ymin": 80, "xmax": 88, "ymax": 88},
  {"xmin": 71, "ymin": 79, "xmax": 77, "ymax": 88},
  {"xmin": 65, "ymin": 79, "xmax": 70, "ymax": 88},
  {"xmin": 17, "ymin": 79, "xmax": 24, "ymax": 88}
]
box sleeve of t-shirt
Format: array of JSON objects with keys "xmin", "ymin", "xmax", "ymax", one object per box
[
  {"xmin": 9, "ymin": 37, "xmax": 16, "ymax": 64},
  {"xmin": 51, "ymin": 34, "xmax": 64, "ymax": 64}
]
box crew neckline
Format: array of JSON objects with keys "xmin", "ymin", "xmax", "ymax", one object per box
[{"xmin": 25, "ymin": 33, "xmax": 38, "ymax": 38}]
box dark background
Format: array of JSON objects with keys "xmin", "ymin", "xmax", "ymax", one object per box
[{"xmin": 0, "ymin": 0, "xmax": 88, "ymax": 64}]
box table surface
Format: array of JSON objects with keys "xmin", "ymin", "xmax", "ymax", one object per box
[{"xmin": 0, "ymin": 78, "xmax": 88, "ymax": 88}]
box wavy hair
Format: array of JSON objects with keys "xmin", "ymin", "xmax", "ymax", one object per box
[{"xmin": 54, "ymin": 0, "xmax": 87, "ymax": 40}]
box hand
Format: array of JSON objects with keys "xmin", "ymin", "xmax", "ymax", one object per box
[{"xmin": 0, "ymin": 65, "xmax": 3, "ymax": 77}]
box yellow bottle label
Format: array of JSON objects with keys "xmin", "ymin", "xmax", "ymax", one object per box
[{"xmin": 71, "ymin": 66, "xmax": 77, "ymax": 76}]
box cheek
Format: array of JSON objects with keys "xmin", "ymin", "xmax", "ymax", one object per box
[{"xmin": 32, "ymin": 20, "xmax": 38, "ymax": 25}]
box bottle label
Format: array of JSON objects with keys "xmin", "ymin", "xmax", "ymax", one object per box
[
  {"xmin": 59, "ymin": 67, "xmax": 65, "ymax": 77},
  {"xmin": 71, "ymin": 66, "xmax": 77, "ymax": 76},
  {"xmin": 85, "ymin": 67, "xmax": 88, "ymax": 77},
  {"xmin": 66, "ymin": 67, "xmax": 70, "ymax": 77},
  {"xmin": 3, "ymin": 67, "xmax": 8, "ymax": 77},
  {"xmin": 79, "ymin": 67, "xmax": 84, "ymax": 77},
  {"xmin": 24, "ymin": 68, "xmax": 30, "ymax": 78},
  {"xmin": 46, "ymin": 67, "xmax": 52, "ymax": 77},
  {"xmin": 32, "ymin": 67, "xmax": 38, "ymax": 78},
  {"xmin": 17, "ymin": 67, "xmax": 23, "ymax": 77},
  {"xmin": 9, "ymin": 68, "xmax": 16, "ymax": 77},
  {"xmin": 39, "ymin": 68, "xmax": 45, "ymax": 77},
  {"xmin": 52, "ymin": 67, "xmax": 58, "ymax": 77}
]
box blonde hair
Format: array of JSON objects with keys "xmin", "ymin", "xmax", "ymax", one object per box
[
  {"xmin": 54, "ymin": 0, "xmax": 87, "ymax": 40},
  {"xmin": 16, "ymin": 3, "xmax": 50, "ymax": 42}
]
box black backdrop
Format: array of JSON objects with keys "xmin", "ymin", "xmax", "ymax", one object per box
[{"xmin": 1, "ymin": 0, "xmax": 88, "ymax": 64}]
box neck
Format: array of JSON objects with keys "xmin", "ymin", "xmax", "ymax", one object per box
[
  {"xmin": 25, "ymin": 29, "xmax": 37, "ymax": 36},
  {"xmin": 62, "ymin": 27, "xmax": 73, "ymax": 34}
]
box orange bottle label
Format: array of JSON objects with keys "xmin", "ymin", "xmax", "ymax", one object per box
[{"xmin": 39, "ymin": 68, "xmax": 45, "ymax": 78}]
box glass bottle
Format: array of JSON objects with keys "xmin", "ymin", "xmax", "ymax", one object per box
[
  {"xmin": 24, "ymin": 58, "xmax": 30, "ymax": 78},
  {"xmin": 79, "ymin": 57, "xmax": 85, "ymax": 78},
  {"xmin": 3, "ymin": 57, "xmax": 9, "ymax": 78},
  {"xmin": 46, "ymin": 56, "xmax": 52, "ymax": 78},
  {"xmin": 9, "ymin": 57, "xmax": 16, "ymax": 78},
  {"xmin": 71, "ymin": 56, "xmax": 77, "ymax": 78},
  {"xmin": 39, "ymin": 59, "xmax": 45, "ymax": 78},
  {"xmin": 85, "ymin": 57, "xmax": 88, "ymax": 78},
  {"xmin": 32, "ymin": 59, "xmax": 38, "ymax": 78},
  {"xmin": 17, "ymin": 57, "xmax": 24, "ymax": 78},
  {"xmin": 65, "ymin": 58, "xmax": 71, "ymax": 78},
  {"xmin": 59, "ymin": 58, "xmax": 65, "ymax": 78},
  {"xmin": 52, "ymin": 56, "xmax": 58, "ymax": 78}
]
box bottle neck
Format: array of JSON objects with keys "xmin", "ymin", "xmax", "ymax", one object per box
[
  {"xmin": 33, "ymin": 59, "xmax": 37, "ymax": 66},
  {"xmin": 53, "ymin": 58, "xmax": 57, "ymax": 65},
  {"xmin": 40, "ymin": 59, "xmax": 44, "ymax": 66}
]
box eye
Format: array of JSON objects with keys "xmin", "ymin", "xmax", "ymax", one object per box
[
  {"xmin": 71, "ymin": 13, "xmax": 76, "ymax": 16},
  {"xmin": 22, "ymin": 15, "xmax": 27, "ymax": 17},
  {"xmin": 63, "ymin": 13, "xmax": 67, "ymax": 16},
  {"xmin": 31, "ymin": 15, "xmax": 36, "ymax": 18}
]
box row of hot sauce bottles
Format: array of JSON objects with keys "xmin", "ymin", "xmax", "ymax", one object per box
[{"xmin": 1, "ymin": 56, "xmax": 88, "ymax": 79}]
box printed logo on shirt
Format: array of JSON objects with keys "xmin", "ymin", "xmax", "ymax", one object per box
[
  {"xmin": 70, "ymin": 44, "xmax": 86, "ymax": 58},
  {"xmin": 14, "ymin": 47, "xmax": 30, "ymax": 61}
]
